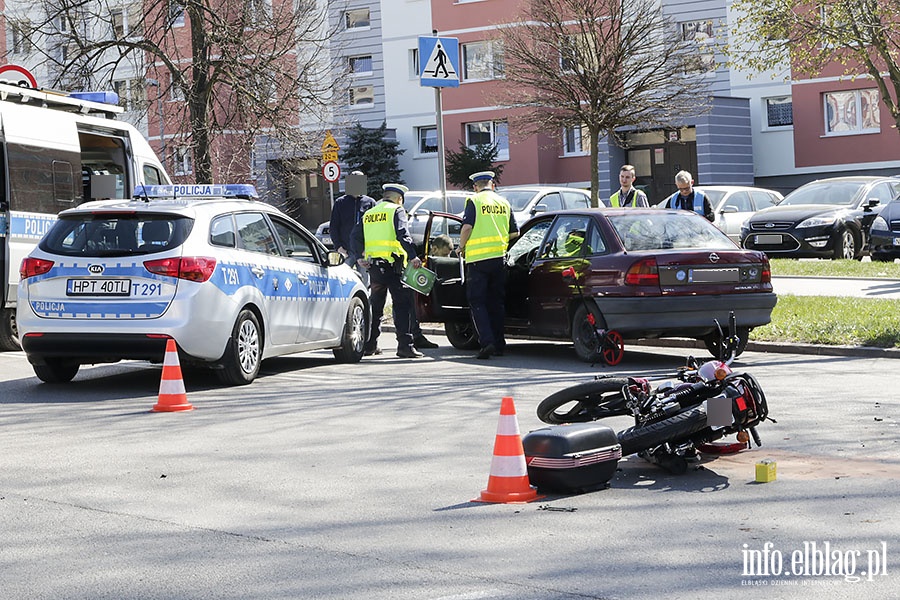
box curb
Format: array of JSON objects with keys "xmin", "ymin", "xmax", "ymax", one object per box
[{"xmin": 400, "ymin": 325, "xmax": 900, "ymax": 360}]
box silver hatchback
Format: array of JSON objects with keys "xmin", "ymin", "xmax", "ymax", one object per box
[{"xmin": 17, "ymin": 185, "xmax": 370, "ymax": 385}]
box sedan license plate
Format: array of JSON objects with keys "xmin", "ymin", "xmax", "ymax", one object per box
[
  {"xmin": 755, "ymin": 234, "xmax": 782, "ymax": 245},
  {"xmin": 893, "ymin": 237, "xmax": 900, "ymax": 246},
  {"xmin": 690, "ymin": 268, "xmax": 739, "ymax": 283},
  {"xmin": 66, "ymin": 278, "xmax": 132, "ymax": 297}
]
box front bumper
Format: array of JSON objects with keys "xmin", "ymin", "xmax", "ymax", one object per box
[{"xmin": 593, "ymin": 292, "xmax": 778, "ymax": 339}]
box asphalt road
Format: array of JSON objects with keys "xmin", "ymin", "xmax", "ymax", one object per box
[{"xmin": 1, "ymin": 339, "xmax": 897, "ymax": 599}]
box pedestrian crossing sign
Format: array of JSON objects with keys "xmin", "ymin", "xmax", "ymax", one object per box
[{"xmin": 419, "ymin": 37, "xmax": 460, "ymax": 88}]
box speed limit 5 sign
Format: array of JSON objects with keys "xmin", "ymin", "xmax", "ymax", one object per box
[{"xmin": 322, "ymin": 161, "xmax": 340, "ymax": 183}]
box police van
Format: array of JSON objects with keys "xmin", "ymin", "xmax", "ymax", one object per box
[{"xmin": 0, "ymin": 82, "xmax": 170, "ymax": 350}]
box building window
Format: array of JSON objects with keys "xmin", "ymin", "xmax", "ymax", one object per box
[
  {"xmin": 174, "ymin": 147, "xmax": 193, "ymax": 176},
  {"xmin": 345, "ymin": 8, "xmax": 370, "ymax": 29},
  {"xmin": 417, "ymin": 126, "xmax": 437, "ymax": 154},
  {"xmin": 824, "ymin": 89, "xmax": 880, "ymax": 134},
  {"xmin": 563, "ymin": 125, "xmax": 589, "ymax": 155},
  {"xmin": 349, "ymin": 85, "xmax": 374, "ymax": 107},
  {"xmin": 9, "ymin": 20, "xmax": 33, "ymax": 54},
  {"xmin": 680, "ymin": 20, "xmax": 715, "ymax": 73},
  {"xmin": 349, "ymin": 55, "xmax": 373, "ymax": 76},
  {"xmin": 765, "ymin": 96, "xmax": 793, "ymax": 128},
  {"xmin": 169, "ymin": 2, "xmax": 185, "ymax": 27},
  {"xmin": 409, "ymin": 48, "xmax": 420, "ymax": 78},
  {"xmin": 465, "ymin": 120, "xmax": 509, "ymax": 160},
  {"xmin": 248, "ymin": 0, "xmax": 272, "ymax": 26},
  {"xmin": 112, "ymin": 79, "xmax": 145, "ymax": 112},
  {"xmin": 462, "ymin": 41, "xmax": 504, "ymax": 81},
  {"xmin": 169, "ymin": 73, "xmax": 185, "ymax": 101}
]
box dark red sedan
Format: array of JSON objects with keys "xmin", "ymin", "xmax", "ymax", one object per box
[{"xmin": 416, "ymin": 208, "xmax": 777, "ymax": 360}]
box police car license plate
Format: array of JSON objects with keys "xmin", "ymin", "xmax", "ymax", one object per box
[
  {"xmin": 893, "ymin": 236, "xmax": 900, "ymax": 246},
  {"xmin": 755, "ymin": 234, "xmax": 782, "ymax": 245},
  {"xmin": 66, "ymin": 278, "xmax": 132, "ymax": 296}
]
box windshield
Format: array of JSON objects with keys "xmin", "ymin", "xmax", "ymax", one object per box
[
  {"xmin": 499, "ymin": 190, "xmax": 539, "ymax": 211},
  {"xmin": 698, "ymin": 189, "xmax": 726, "ymax": 205},
  {"xmin": 609, "ymin": 213, "xmax": 734, "ymax": 251},
  {"xmin": 411, "ymin": 194, "xmax": 469, "ymax": 215},
  {"xmin": 780, "ymin": 181, "xmax": 864, "ymax": 206}
]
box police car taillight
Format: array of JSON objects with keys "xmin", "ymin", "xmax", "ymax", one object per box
[
  {"xmin": 144, "ymin": 257, "xmax": 217, "ymax": 282},
  {"xmin": 20, "ymin": 257, "xmax": 54, "ymax": 279}
]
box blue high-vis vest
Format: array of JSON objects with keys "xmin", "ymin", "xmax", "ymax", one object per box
[{"xmin": 666, "ymin": 190, "xmax": 706, "ymax": 215}]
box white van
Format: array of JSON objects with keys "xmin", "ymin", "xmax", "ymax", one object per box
[{"xmin": 0, "ymin": 83, "xmax": 170, "ymax": 350}]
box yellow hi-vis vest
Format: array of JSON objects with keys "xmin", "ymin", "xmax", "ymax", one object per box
[
  {"xmin": 362, "ymin": 201, "xmax": 406, "ymax": 264},
  {"xmin": 465, "ymin": 191, "xmax": 511, "ymax": 263}
]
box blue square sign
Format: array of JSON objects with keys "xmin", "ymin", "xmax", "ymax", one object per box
[{"xmin": 419, "ymin": 37, "xmax": 460, "ymax": 88}]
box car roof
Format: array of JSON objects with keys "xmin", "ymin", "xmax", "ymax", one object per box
[
  {"xmin": 498, "ymin": 185, "xmax": 589, "ymax": 193},
  {"xmin": 59, "ymin": 197, "xmax": 280, "ymax": 219},
  {"xmin": 695, "ymin": 185, "xmax": 782, "ymax": 194}
]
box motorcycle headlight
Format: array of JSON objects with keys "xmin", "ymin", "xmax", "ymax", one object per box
[
  {"xmin": 871, "ymin": 215, "xmax": 889, "ymax": 232},
  {"xmin": 796, "ymin": 215, "xmax": 836, "ymax": 229}
]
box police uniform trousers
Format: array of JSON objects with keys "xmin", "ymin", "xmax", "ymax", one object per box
[
  {"xmin": 367, "ymin": 260, "xmax": 415, "ymax": 351},
  {"xmin": 466, "ymin": 256, "xmax": 507, "ymax": 350}
]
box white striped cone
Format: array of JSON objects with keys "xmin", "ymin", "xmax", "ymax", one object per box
[
  {"xmin": 152, "ymin": 339, "xmax": 193, "ymax": 412},
  {"xmin": 473, "ymin": 397, "xmax": 539, "ymax": 503}
]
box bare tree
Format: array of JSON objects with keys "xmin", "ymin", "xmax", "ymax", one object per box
[
  {"xmin": 729, "ymin": 0, "xmax": 900, "ymax": 135},
  {"xmin": 4, "ymin": 0, "xmax": 342, "ymax": 184},
  {"xmin": 493, "ymin": 0, "xmax": 712, "ymax": 207}
]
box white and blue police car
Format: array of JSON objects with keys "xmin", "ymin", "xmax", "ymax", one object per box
[{"xmin": 17, "ymin": 184, "xmax": 370, "ymax": 385}]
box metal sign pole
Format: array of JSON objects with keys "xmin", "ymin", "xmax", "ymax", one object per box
[{"xmin": 435, "ymin": 87, "xmax": 448, "ymax": 214}]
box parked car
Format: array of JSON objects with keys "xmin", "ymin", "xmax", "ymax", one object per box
[
  {"xmin": 691, "ymin": 186, "xmax": 783, "ymax": 243},
  {"xmin": 740, "ymin": 176, "xmax": 900, "ymax": 259},
  {"xmin": 17, "ymin": 185, "xmax": 370, "ymax": 385},
  {"xmin": 313, "ymin": 190, "xmax": 474, "ymax": 248},
  {"xmin": 497, "ymin": 185, "xmax": 593, "ymax": 227},
  {"xmin": 416, "ymin": 208, "xmax": 776, "ymax": 360},
  {"xmin": 869, "ymin": 196, "xmax": 900, "ymax": 261}
]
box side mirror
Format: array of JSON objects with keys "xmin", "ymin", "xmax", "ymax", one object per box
[
  {"xmin": 865, "ymin": 198, "xmax": 881, "ymax": 209},
  {"xmin": 531, "ymin": 203, "xmax": 547, "ymax": 216},
  {"xmin": 327, "ymin": 251, "xmax": 345, "ymax": 267},
  {"xmin": 720, "ymin": 205, "xmax": 739, "ymax": 214}
]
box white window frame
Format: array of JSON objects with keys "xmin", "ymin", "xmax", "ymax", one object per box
[
  {"xmin": 824, "ymin": 89, "xmax": 880, "ymax": 136},
  {"xmin": 680, "ymin": 20, "xmax": 716, "ymax": 74},
  {"xmin": 409, "ymin": 48, "xmax": 420, "ymax": 79},
  {"xmin": 462, "ymin": 40, "xmax": 504, "ymax": 82},
  {"xmin": 416, "ymin": 126, "xmax": 437, "ymax": 155},
  {"xmin": 173, "ymin": 147, "xmax": 193, "ymax": 176},
  {"xmin": 169, "ymin": 2, "xmax": 185, "ymax": 27},
  {"xmin": 248, "ymin": 0, "xmax": 272, "ymax": 27},
  {"xmin": 349, "ymin": 55, "xmax": 373, "ymax": 77},
  {"xmin": 562, "ymin": 125, "xmax": 589, "ymax": 156},
  {"xmin": 763, "ymin": 96, "xmax": 793, "ymax": 130},
  {"xmin": 465, "ymin": 120, "xmax": 509, "ymax": 160},
  {"xmin": 345, "ymin": 8, "xmax": 370, "ymax": 30},
  {"xmin": 349, "ymin": 85, "xmax": 374, "ymax": 107},
  {"xmin": 112, "ymin": 78, "xmax": 145, "ymax": 112}
]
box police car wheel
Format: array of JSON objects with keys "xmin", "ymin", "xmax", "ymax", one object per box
[
  {"xmin": 0, "ymin": 307, "xmax": 21, "ymax": 352},
  {"xmin": 333, "ymin": 296, "xmax": 367, "ymax": 363},
  {"xmin": 218, "ymin": 309, "xmax": 262, "ymax": 385},
  {"xmin": 33, "ymin": 359, "xmax": 80, "ymax": 384}
]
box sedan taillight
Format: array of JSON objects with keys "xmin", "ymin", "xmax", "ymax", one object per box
[
  {"xmin": 624, "ymin": 257, "xmax": 659, "ymax": 286},
  {"xmin": 144, "ymin": 257, "xmax": 217, "ymax": 282},
  {"xmin": 761, "ymin": 257, "xmax": 771, "ymax": 284},
  {"xmin": 20, "ymin": 257, "xmax": 54, "ymax": 279}
]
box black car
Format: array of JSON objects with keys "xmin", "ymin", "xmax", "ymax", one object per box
[
  {"xmin": 869, "ymin": 196, "xmax": 900, "ymax": 261},
  {"xmin": 741, "ymin": 176, "xmax": 900, "ymax": 259}
]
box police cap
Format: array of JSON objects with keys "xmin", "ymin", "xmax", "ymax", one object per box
[
  {"xmin": 382, "ymin": 183, "xmax": 409, "ymax": 197},
  {"xmin": 469, "ymin": 171, "xmax": 495, "ymax": 183}
]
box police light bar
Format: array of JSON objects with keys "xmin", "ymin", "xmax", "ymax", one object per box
[{"xmin": 133, "ymin": 184, "xmax": 259, "ymax": 199}]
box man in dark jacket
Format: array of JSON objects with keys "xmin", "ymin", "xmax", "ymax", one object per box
[{"xmin": 330, "ymin": 171, "xmax": 375, "ymax": 263}]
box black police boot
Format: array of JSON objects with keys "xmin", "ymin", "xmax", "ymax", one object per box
[
  {"xmin": 413, "ymin": 335, "xmax": 438, "ymax": 349},
  {"xmin": 476, "ymin": 344, "xmax": 496, "ymax": 360},
  {"xmin": 397, "ymin": 346, "xmax": 424, "ymax": 359}
]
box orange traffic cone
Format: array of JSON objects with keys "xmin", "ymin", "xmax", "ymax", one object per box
[
  {"xmin": 473, "ymin": 397, "xmax": 540, "ymax": 503},
  {"xmin": 152, "ymin": 339, "xmax": 193, "ymax": 412}
]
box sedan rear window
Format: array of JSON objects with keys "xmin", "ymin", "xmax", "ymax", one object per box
[
  {"xmin": 40, "ymin": 214, "xmax": 194, "ymax": 257},
  {"xmin": 610, "ymin": 213, "xmax": 734, "ymax": 251}
]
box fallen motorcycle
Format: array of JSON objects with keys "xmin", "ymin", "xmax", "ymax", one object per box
[{"xmin": 534, "ymin": 313, "xmax": 772, "ymax": 476}]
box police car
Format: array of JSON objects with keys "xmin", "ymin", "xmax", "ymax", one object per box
[{"xmin": 17, "ymin": 185, "xmax": 370, "ymax": 385}]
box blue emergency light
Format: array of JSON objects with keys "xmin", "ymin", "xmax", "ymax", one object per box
[
  {"xmin": 133, "ymin": 184, "xmax": 259, "ymax": 200},
  {"xmin": 69, "ymin": 91, "xmax": 120, "ymax": 105}
]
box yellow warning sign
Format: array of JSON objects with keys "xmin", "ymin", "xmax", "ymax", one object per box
[{"xmin": 322, "ymin": 131, "xmax": 340, "ymax": 155}]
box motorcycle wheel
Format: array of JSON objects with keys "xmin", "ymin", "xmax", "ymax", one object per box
[
  {"xmin": 617, "ymin": 405, "xmax": 710, "ymax": 456},
  {"xmin": 536, "ymin": 377, "xmax": 630, "ymax": 424}
]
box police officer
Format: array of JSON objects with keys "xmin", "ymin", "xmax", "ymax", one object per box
[
  {"xmin": 458, "ymin": 171, "xmax": 518, "ymax": 359},
  {"xmin": 661, "ymin": 170, "xmax": 714, "ymax": 221},
  {"xmin": 351, "ymin": 183, "xmax": 424, "ymax": 359}
]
